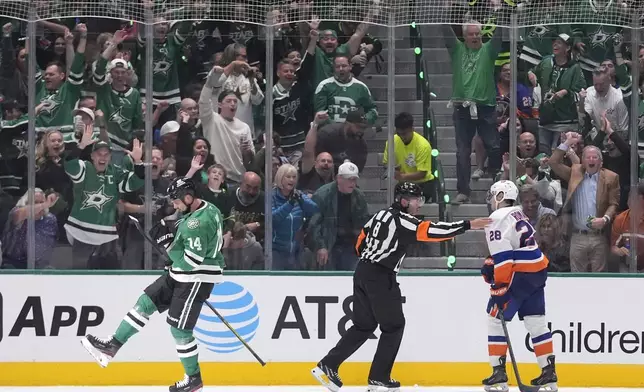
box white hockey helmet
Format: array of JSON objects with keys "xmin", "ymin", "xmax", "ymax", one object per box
[{"xmin": 487, "ymin": 180, "xmax": 519, "ymax": 210}]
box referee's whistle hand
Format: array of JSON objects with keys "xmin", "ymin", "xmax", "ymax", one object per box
[{"xmin": 470, "ymin": 218, "xmax": 493, "ymax": 230}]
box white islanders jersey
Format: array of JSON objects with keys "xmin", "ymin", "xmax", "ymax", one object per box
[{"xmin": 484, "ymin": 206, "xmax": 548, "ymax": 285}]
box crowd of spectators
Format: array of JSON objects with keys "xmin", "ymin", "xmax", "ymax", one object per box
[
  {"xmin": 0, "ymin": 0, "xmax": 643, "ymax": 273},
  {"xmin": 0, "ymin": 1, "xmax": 388, "ymax": 271},
  {"xmin": 446, "ymin": 0, "xmax": 644, "ymax": 273}
]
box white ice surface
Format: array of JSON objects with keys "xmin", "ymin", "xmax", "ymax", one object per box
[{"xmin": 0, "ymin": 387, "xmax": 638, "ymax": 392}]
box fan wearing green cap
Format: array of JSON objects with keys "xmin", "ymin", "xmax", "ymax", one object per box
[{"xmin": 62, "ymin": 123, "xmax": 144, "ymax": 268}]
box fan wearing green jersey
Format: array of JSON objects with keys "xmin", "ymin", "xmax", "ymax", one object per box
[
  {"xmin": 314, "ymin": 54, "xmax": 378, "ymax": 125},
  {"xmin": 92, "ymin": 29, "xmax": 143, "ymax": 155},
  {"xmin": 35, "ymin": 23, "xmax": 87, "ymax": 140},
  {"xmin": 572, "ymin": 0, "xmax": 627, "ymax": 84},
  {"xmin": 82, "ymin": 177, "xmax": 225, "ymax": 392},
  {"xmin": 136, "ymin": 1, "xmax": 193, "ymax": 112},
  {"xmin": 63, "ymin": 124, "xmax": 144, "ymax": 269}
]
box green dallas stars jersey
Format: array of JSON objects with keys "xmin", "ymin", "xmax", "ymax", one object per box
[
  {"xmin": 519, "ymin": 5, "xmax": 572, "ymax": 67},
  {"xmin": 35, "ymin": 53, "xmax": 85, "ymax": 139},
  {"xmin": 0, "ymin": 115, "xmax": 28, "ymax": 196},
  {"xmin": 137, "ymin": 22, "xmax": 191, "ymax": 106},
  {"xmin": 63, "ymin": 155, "xmax": 144, "ymax": 245},
  {"xmin": 168, "ymin": 201, "xmax": 225, "ymax": 284},
  {"xmin": 313, "ymin": 77, "xmax": 378, "ymax": 124},
  {"xmin": 572, "ymin": 0, "xmax": 626, "ymax": 74},
  {"xmin": 92, "ymin": 57, "xmax": 144, "ymax": 151}
]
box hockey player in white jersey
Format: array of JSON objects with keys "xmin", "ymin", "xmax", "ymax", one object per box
[{"xmin": 481, "ymin": 180, "xmax": 558, "ymax": 392}]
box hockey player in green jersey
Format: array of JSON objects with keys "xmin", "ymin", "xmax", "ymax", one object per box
[
  {"xmin": 314, "ymin": 54, "xmax": 378, "ymax": 125},
  {"xmin": 63, "ymin": 124, "xmax": 144, "ymax": 268},
  {"xmin": 92, "ymin": 29, "xmax": 143, "ymax": 153},
  {"xmin": 82, "ymin": 176, "xmax": 225, "ymax": 392},
  {"xmin": 35, "ymin": 23, "xmax": 87, "ymax": 140}
]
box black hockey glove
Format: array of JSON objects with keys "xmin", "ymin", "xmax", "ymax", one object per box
[{"xmin": 149, "ymin": 218, "xmax": 175, "ymax": 263}]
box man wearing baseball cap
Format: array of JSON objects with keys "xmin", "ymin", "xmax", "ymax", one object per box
[
  {"xmin": 528, "ymin": 32, "xmax": 585, "ymax": 154},
  {"xmin": 314, "ymin": 108, "xmax": 369, "ymax": 173},
  {"xmin": 309, "ymin": 159, "xmax": 370, "ymax": 271}
]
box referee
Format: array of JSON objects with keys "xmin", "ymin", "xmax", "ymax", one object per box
[{"xmin": 311, "ymin": 182, "xmax": 492, "ymax": 392}]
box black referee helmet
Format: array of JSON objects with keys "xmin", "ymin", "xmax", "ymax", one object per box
[{"xmin": 393, "ymin": 182, "xmax": 424, "ymax": 211}]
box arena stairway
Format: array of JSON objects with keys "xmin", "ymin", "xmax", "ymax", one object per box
[{"xmin": 357, "ymin": 25, "xmax": 489, "ymax": 270}]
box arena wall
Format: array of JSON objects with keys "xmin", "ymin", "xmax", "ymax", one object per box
[{"xmin": 0, "ymin": 271, "xmax": 642, "ymax": 387}]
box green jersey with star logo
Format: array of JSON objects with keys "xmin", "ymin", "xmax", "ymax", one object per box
[
  {"xmin": 313, "ymin": 77, "xmax": 378, "ymax": 124},
  {"xmin": 63, "ymin": 156, "xmax": 144, "ymax": 245},
  {"xmin": 136, "ymin": 22, "xmax": 191, "ymax": 106},
  {"xmin": 572, "ymin": 0, "xmax": 626, "ymax": 75},
  {"xmin": 35, "ymin": 53, "xmax": 85, "ymax": 139},
  {"xmin": 92, "ymin": 57, "xmax": 144, "ymax": 151},
  {"xmin": 168, "ymin": 201, "xmax": 225, "ymax": 283},
  {"xmin": 0, "ymin": 115, "xmax": 28, "ymax": 196},
  {"xmin": 519, "ymin": 6, "xmax": 572, "ymax": 67}
]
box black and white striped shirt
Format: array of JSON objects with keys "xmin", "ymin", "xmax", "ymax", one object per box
[{"xmin": 355, "ymin": 207, "xmax": 471, "ymax": 272}]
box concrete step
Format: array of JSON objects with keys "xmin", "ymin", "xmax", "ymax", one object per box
[
  {"xmin": 380, "ymin": 48, "xmax": 450, "ymax": 63},
  {"xmin": 367, "ymin": 202, "xmax": 489, "ymax": 219},
  {"xmin": 364, "ymin": 60, "xmax": 417, "ymax": 75},
  {"xmin": 445, "ymin": 177, "xmax": 493, "ymax": 191},
  {"xmin": 375, "ymin": 100, "xmax": 424, "ymax": 116},
  {"xmin": 369, "ymin": 86, "xmax": 419, "ymax": 102},
  {"xmin": 418, "ymin": 25, "xmax": 454, "ymax": 48}
]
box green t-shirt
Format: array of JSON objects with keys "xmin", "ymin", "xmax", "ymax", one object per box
[{"xmin": 449, "ymin": 40, "xmax": 499, "ymax": 106}]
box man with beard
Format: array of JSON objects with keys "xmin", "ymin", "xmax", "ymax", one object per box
[
  {"xmin": 221, "ymin": 171, "xmax": 265, "ymax": 245},
  {"xmin": 303, "ymin": 7, "xmax": 377, "ymax": 89},
  {"xmin": 92, "ymin": 29, "xmax": 143, "ymax": 162},
  {"xmin": 315, "ymin": 109, "xmax": 369, "ymax": 173},
  {"xmin": 63, "ymin": 125, "xmax": 144, "ymax": 269},
  {"xmin": 120, "ymin": 146, "xmax": 173, "ymax": 269},
  {"xmin": 299, "ymin": 113, "xmax": 335, "ymax": 195},
  {"xmin": 314, "ymin": 55, "xmax": 378, "ymax": 125}
]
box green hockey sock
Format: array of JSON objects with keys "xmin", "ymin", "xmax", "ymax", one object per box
[
  {"xmin": 114, "ymin": 293, "xmax": 157, "ymax": 344},
  {"xmin": 171, "ymin": 326, "xmax": 200, "ymax": 376}
]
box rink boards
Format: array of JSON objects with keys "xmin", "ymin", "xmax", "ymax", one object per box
[{"xmin": 0, "ymin": 272, "xmax": 643, "ymax": 387}]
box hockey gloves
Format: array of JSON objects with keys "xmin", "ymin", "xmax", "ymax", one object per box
[
  {"xmin": 481, "ymin": 256, "xmax": 495, "ymax": 284},
  {"xmin": 489, "ymin": 283, "xmax": 511, "ymax": 315},
  {"xmin": 149, "ymin": 219, "xmax": 175, "ymax": 267}
]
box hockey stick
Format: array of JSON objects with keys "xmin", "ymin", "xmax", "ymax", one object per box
[
  {"xmin": 127, "ymin": 215, "xmax": 267, "ymax": 366},
  {"xmin": 498, "ymin": 310, "xmax": 540, "ymax": 392}
]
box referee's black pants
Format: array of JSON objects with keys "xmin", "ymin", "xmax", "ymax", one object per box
[{"xmin": 321, "ymin": 261, "xmax": 405, "ymax": 381}]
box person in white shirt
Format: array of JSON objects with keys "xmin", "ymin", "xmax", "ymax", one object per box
[
  {"xmin": 199, "ymin": 66, "xmax": 255, "ymax": 185},
  {"xmin": 579, "ymin": 67, "xmax": 629, "ymax": 142}
]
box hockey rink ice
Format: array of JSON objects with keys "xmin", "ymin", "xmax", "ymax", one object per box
[{"xmin": 0, "ymin": 388, "xmax": 640, "ymax": 392}]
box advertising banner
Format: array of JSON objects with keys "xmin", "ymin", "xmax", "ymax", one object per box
[{"xmin": 1, "ymin": 274, "xmax": 644, "ymax": 365}]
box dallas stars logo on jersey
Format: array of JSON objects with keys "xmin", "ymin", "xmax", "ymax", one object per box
[
  {"xmin": 109, "ymin": 107, "xmax": 132, "ymax": 131},
  {"xmin": 81, "ymin": 184, "xmax": 114, "ymax": 213}
]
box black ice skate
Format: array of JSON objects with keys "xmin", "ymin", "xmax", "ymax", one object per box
[
  {"xmin": 169, "ymin": 372, "xmax": 203, "ymax": 392},
  {"xmin": 482, "ymin": 356, "xmax": 509, "ymax": 392},
  {"xmin": 80, "ymin": 334, "xmax": 123, "ymax": 368},
  {"xmin": 530, "ymin": 355, "xmax": 558, "ymax": 391},
  {"xmin": 311, "ymin": 361, "xmax": 343, "ymax": 392},
  {"xmin": 366, "ymin": 378, "xmax": 401, "ymax": 392}
]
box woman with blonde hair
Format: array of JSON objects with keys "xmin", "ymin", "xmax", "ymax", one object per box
[
  {"xmin": 35, "ymin": 129, "xmax": 73, "ymax": 243},
  {"xmin": 271, "ymin": 164, "xmax": 318, "ymax": 270},
  {"xmin": 535, "ymin": 214, "xmax": 569, "ymax": 272}
]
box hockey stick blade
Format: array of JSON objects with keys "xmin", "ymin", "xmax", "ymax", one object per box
[
  {"xmin": 127, "ymin": 215, "xmax": 267, "ymax": 366},
  {"xmin": 498, "ymin": 310, "xmax": 540, "ymax": 392}
]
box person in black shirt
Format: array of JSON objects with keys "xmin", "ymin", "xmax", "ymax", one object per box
[
  {"xmin": 311, "ymin": 182, "xmax": 491, "ymax": 392},
  {"xmin": 315, "ymin": 109, "xmax": 369, "ymax": 173},
  {"xmin": 273, "ymin": 26, "xmax": 318, "ymax": 164}
]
